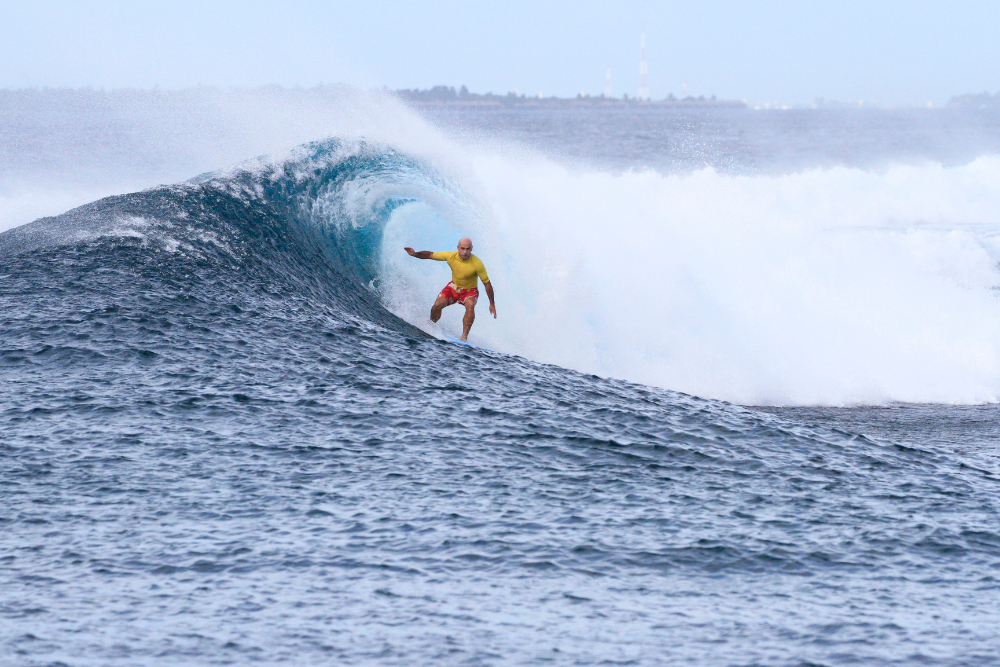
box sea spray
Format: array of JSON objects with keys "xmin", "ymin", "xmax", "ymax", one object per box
[{"xmin": 382, "ymin": 155, "xmax": 1000, "ymax": 405}]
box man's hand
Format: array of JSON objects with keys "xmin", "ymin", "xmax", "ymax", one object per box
[
  {"xmin": 404, "ymin": 247, "xmax": 416, "ymax": 256},
  {"xmin": 484, "ymin": 281, "xmax": 497, "ymax": 318}
]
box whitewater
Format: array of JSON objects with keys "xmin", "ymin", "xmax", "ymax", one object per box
[{"xmin": 2, "ymin": 87, "xmax": 999, "ymax": 666}]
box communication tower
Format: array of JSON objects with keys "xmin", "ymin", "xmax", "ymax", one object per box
[
  {"xmin": 605, "ymin": 67, "xmax": 612, "ymax": 97},
  {"xmin": 638, "ymin": 32, "xmax": 650, "ymax": 101}
]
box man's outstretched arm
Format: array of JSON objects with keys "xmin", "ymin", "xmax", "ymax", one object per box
[
  {"xmin": 484, "ymin": 281, "xmax": 496, "ymax": 318},
  {"xmin": 404, "ymin": 247, "xmax": 434, "ymax": 259}
]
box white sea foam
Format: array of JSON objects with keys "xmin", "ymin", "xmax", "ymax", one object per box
[{"xmin": 383, "ymin": 151, "xmax": 1000, "ymax": 406}]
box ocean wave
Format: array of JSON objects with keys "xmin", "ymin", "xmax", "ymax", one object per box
[{"xmin": 6, "ymin": 130, "xmax": 1000, "ymax": 405}]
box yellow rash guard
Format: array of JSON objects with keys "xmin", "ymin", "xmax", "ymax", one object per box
[{"xmin": 430, "ymin": 251, "xmax": 490, "ymax": 290}]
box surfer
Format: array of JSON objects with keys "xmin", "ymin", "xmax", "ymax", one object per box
[{"xmin": 404, "ymin": 237, "xmax": 496, "ymax": 342}]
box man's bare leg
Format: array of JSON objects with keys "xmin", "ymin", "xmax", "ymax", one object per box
[
  {"xmin": 430, "ymin": 296, "xmax": 450, "ymax": 323},
  {"xmin": 461, "ymin": 298, "xmax": 477, "ymax": 341}
]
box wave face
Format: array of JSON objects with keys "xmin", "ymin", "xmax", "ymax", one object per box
[{"xmin": 3, "ymin": 104, "xmax": 1000, "ymax": 665}]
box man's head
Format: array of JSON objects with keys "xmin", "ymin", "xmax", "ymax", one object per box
[{"xmin": 457, "ymin": 237, "xmax": 473, "ymax": 260}]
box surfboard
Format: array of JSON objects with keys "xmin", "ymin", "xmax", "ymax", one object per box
[{"xmin": 444, "ymin": 336, "xmax": 478, "ymax": 348}]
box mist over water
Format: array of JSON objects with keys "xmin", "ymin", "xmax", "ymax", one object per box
[
  {"xmin": 380, "ymin": 103, "xmax": 1000, "ymax": 406},
  {"xmin": 0, "ymin": 87, "xmax": 442, "ymax": 232}
]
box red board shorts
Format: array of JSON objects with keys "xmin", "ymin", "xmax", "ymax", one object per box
[{"xmin": 439, "ymin": 282, "xmax": 479, "ymax": 305}]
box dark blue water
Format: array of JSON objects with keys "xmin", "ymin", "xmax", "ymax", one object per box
[{"xmin": 3, "ymin": 109, "xmax": 1000, "ymax": 666}]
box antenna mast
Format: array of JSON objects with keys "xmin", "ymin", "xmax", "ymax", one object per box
[{"xmin": 638, "ymin": 32, "xmax": 650, "ymax": 101}]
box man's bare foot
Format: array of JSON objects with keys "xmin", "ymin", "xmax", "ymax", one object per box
[{"xmin": 459, "ymin": 335, "xmax": 468, "ymax": 342}]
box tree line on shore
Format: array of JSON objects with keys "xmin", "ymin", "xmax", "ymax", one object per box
[{"xmin": 395, "ymin": 85, "xmax": 744, "ymax": 107}]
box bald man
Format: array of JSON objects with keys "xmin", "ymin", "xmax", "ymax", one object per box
[{"xmin": 404, "ymin": 237, "xmax": 496, "ymax": 342}]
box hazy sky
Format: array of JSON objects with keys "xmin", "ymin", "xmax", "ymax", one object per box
[{"xmin": 2, "ymin": 0, "xmax": 998, "ymax": 105}]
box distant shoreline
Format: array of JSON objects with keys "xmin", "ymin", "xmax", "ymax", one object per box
[{"xmin": 395, "ymin": 85, "xmax": 746, "ymax": 109}]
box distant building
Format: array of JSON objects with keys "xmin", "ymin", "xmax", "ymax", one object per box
[{"xmin": 638, "ymin": 33, "xmax": 650, "ymax": 101}]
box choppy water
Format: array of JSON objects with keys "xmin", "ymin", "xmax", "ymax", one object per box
[
  {"xmin": 418, "ymin": 103, "xmax": 1000, "ymax": 174},
  {"xmin": 2, "ymin": 90, "xmax": 1000, "ymax": 666}
]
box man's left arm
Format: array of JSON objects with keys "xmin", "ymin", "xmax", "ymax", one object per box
[{"xmin": 483, "ymin": 281, "xmax": 496, "ymax": 318}]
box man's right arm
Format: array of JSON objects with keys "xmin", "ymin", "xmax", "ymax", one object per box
[{"xmin": 404, "ymin": 247, "xmax": 434, "ymax": 259}]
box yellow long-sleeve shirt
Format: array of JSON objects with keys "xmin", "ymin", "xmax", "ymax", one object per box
[{"xmin": 430, "ymin": 251, "xmax": 490, "ymax": 290}]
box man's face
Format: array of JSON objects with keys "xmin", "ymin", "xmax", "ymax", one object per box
[{"xmin": 457, "ymin": 240, "xmax": 473, "ymax": 260}]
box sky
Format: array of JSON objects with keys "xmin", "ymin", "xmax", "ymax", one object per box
[{"xmin": 2, "ymin": 0, "xmax": 998, "ymax": 106}]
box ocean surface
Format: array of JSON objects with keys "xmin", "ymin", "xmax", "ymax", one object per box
[{"xmin": 2, "ymin": 88, "xmax": 1000, "ymax": 666}]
